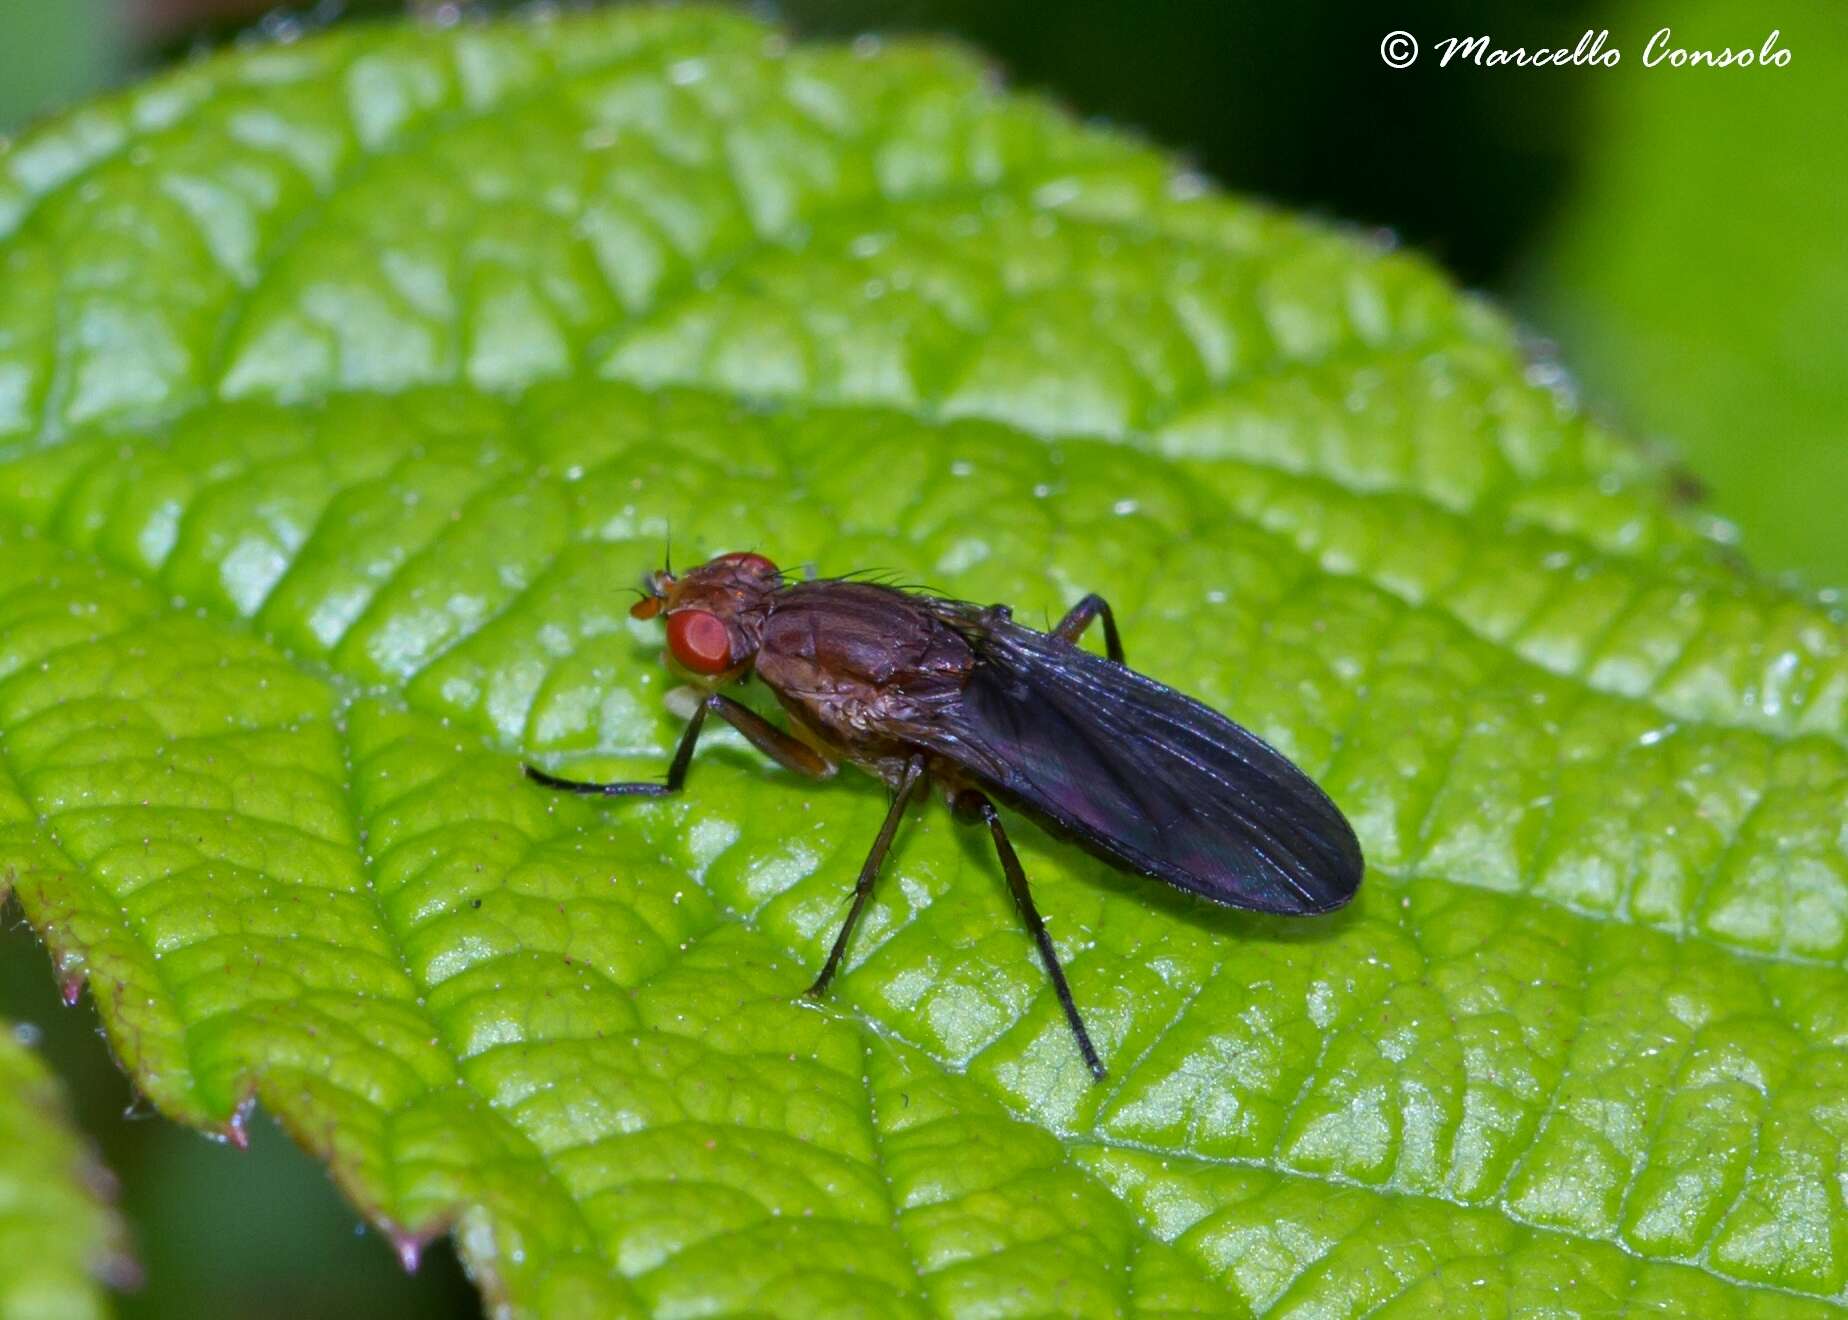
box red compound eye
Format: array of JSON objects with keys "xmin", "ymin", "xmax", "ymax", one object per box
[
  {"xmin": 666, "ymin": 609, "xmax": 733, "ymax": 674},
  {"xmin": 717, "ymin": 551, "xmax": 779, "ymax": 576}
]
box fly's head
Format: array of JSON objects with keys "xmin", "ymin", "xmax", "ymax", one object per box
[{"xmin": 630, "ymin": 551, "xmax": 781, "ymax": 682}]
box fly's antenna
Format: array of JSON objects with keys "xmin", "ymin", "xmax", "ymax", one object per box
[{"xmin": 662, "ymin": 522, "xmax": 674, "ymax": 578}]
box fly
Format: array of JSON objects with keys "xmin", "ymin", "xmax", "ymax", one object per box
[{"xmin": 524, "ymin": 551, "xmax": 1364, "ymax": 1081}]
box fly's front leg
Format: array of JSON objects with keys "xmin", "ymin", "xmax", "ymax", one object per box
[
  {"xmin": 523, "ymin": 698, "xmax": 711, "ymax": 796},
  {"xmin": 524, "ymin": 692, "xmax": 836, "ymax": 795},
  {"xmin": 806, "ymin": 755, "xmax": 927, "ymax": 999},
  {"xmin": 1055, "ymin": 593, "xmax": 1124, "ymax": 665},
  {"xmin": 956, "ymin": 789, "xmax": 1107, "ymax": 1082}
]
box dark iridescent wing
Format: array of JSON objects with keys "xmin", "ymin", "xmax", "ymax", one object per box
[{"xmin": 914, "ymin": 605, "xmax": 1363, "ymax": 914}]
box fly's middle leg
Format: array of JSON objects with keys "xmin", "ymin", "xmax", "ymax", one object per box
[
  {"xmin": 955, "ymin": 789, "xmax": 1107, "ymax": 1082},
  {"xmin": 805, "ymin": 755, "xmax": 928, "ymax": 999},
  {"xmin": 1055, "ymin": 593, "xmax": 1124, "ymax": 664}
]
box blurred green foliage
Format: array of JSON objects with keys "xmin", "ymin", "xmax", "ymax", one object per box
[
  {"xmin": 0, "ymin": 0, "xmax": 118, "ymax": 131},
  {"xmin": 1525, "ymin": 0, "xmax": 1848, "ymax": 587}
]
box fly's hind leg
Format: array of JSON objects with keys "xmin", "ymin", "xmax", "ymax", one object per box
[
  {"xmin": 806, "ymin": 755, "xmax": 928, "ymax": 999},
  {"xmin": 1055, "ymin": 594, "xmax": 1124, "ymax": 664},
  {"xmin": 955, "ymin": 789, "xmax": 1107, "ymax": 1082}
]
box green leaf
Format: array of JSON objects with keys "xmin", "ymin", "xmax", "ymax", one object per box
[
  {"xmin": 0, "ymin": 1015, "xmax": 134, "ymax": 1319},
  {"xmin": 1, "ymin": 7, "xmax": 1845, "ymax": 1315},
  {"xmin": 1524, "ymin": 0, "xmax": 1848, "ymax": 587}
]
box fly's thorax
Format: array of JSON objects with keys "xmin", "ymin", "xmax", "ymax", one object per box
[{"xmin": 751, "ymin": 578, "xmax": 979, "ymax": 772}]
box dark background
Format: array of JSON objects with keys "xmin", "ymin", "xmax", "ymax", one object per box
[{"xmin": 1, "ymin": 1, "xmax": 1841, "ymax": 1316}]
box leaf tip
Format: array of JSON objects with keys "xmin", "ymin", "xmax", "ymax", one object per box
[
  {"xmin": 392, "ymin": 1232, "xmax": 426, "ymax": 1274},
  {"xmin": 219, "ymin": 1096, "xmax": 255, "ymax": 1150}
]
